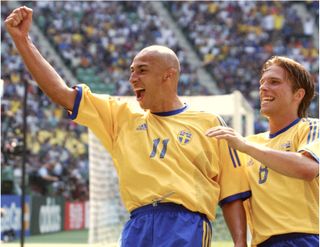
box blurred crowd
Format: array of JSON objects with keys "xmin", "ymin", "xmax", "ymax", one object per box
[
  {"xmin": 1, "ymin": 1, "xmax": 318, "ymax": 199},
  {"xmin": 1, "ymin": 2, "xmax": 89, "ymax": 200},
  {"xmin": 29, "ymin": 1, "xmax": 206, "ymax": 96},
  {"xmin": 167, "ymin": 1, "xmax": 319, "ymax": 114}
]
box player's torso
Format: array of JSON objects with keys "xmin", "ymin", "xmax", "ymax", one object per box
[
  {"xmin": 245, "ymin": 119, "xmax": 319, "ymax": 244},
  {"xmin": 112, "ymin": 110, "xmax": 221, "ymax": 215}
]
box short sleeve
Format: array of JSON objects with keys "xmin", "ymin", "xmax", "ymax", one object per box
[
  {"xmin": 297, "ymin": 119, "xmax": 319, "ymax": 151},
  {"xmin": 299, "ymin": 139, "xmax": 320, "ymax": 163},
  {"xmin": 214, "ymin": 116, "xmax": 251, "ymax": 206},
  {"xmin": 67, "ymin": 84, "xmax": 131, "ymax": 153}
]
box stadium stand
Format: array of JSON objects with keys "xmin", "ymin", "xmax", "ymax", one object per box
[
  {"xmin": 1, "ymin": 2, "xmax": 89, "ymax": 201},
  {"xmin": 1, "ymin": 1, "xmax": 318, "ymax": 241},
  {"xmin": 27, "ymin": 1, "xmax": 207, "ymax": 96},
  {"xmin": 165, "ymin": 1, "xmax": 319, "ymax": 114}
]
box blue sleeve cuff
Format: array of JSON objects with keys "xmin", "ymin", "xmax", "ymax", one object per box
[
  {"xmin": 68, "ymin": 86, "xmax": 82, "ymax": 120},
  {"xmin": 219, "ymin": 191, "xmax": 251, "ymax": 207}
]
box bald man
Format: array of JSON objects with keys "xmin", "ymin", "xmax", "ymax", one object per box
[{"xmin": 5, "ymin": 6, "xmax": 251, "ymax": 247}]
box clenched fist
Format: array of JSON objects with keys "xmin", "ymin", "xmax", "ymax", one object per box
[{"xmin": 4, "ymin": 6, "xmax": 33, "ymax": 39}]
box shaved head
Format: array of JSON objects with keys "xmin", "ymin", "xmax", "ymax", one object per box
[
  {"xmin": 137, "ymin": 45, "xmax": 180, "ymax": 73},
  {"xmin": 129, "ymin": 45, "xmax": 184, "ymax": 112}
]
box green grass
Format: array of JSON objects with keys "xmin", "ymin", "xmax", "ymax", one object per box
[
  {"xmin": 212, "ymin": 243, "xmax": 234, "ymax": 247},
  {"xmin": 11, "ymin": 229, "xmax": 88, "ymax": 243}
]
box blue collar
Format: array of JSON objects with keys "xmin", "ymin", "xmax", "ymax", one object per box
[
  {"xmin": 152, "ymin": 104, "xmax": 188, "ymax": 116},
  {"xmin": 269, "ymin": 118, "xmax": 301, "ymax": 138}
]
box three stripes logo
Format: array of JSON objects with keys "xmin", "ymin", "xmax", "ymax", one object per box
[
  {"xmin": 217, "ymin": 116, "xmax": 241, "ymax": 168},
  {"xmin": 307, "ymin": 119, "xmax": 319, "ymax": 144},
  {"xmin": 136, "ymin": 123, "xmax": 147, "ymax": 131},
  {"xmin": 229, "ymin": 147, "xmax": 241, "ymax": 168}
]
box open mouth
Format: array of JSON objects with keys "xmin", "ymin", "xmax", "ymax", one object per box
[
  {"xmin": 261, "ymin": 96, "xmax": 275, "ymax": 104},
  {"xmin": 134, "ymin": 88, "xmax": 146, "ymax": 101}
]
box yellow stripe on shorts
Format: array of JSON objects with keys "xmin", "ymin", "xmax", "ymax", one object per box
[
  {"xmin": 208, "ymin": 222, "xmax": 212, "ymax": 244},
  {"xmin": 202, "ymin": 221, "xmax": 211, "ymax": 247}
]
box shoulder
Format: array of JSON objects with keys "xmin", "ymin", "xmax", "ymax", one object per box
[
  {"xmin": 185, "ymin": 109, "xmax": 226, "ymax": 125},
  {"xmin": 246, "ymin": 132, "xmax": 268, "ymax": 142},
  {"xmin": 300, "ymin": 118, "xmax": 319, "ymax": 126},
  {"xmin": 296, "ymin": 118, "xmax": 319, "ymax": 135},
  {"xmin": 76, "ymin": 84, "xmax": 112, "ymax": 102},
  {"xmin": 79, "ymin": 84, "xmax": 139, "ymax": 110},
  {"xmin": 297, "ymin": 118, "xmax": 319, "ymax": 144}
]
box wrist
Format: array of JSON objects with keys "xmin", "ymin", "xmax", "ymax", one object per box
[
  {"xmin": 12, "ymin": 34, "xmax": 31, "ymax": 46},
  {"xmin": 13, "ymin": 35, "xmax": 35, "ymax": 56}
]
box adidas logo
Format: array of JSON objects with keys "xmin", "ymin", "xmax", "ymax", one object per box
[
  {"xmin": 136, "ymin": 123, "xmax": 148, "ymax": 131},
  {"xmin": 281, "ymin": 141, "xmax": 291, "ymax": 151}
]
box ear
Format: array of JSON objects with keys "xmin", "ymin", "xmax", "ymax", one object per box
[
  {"xmin": 162, "ymin": 68, "xmax": 177, "ymax": 82},
  {"xmin": 294, "ymin": 88, "xmax": 305, "ymax": 102},
  {"xmin": 162, "ymin": 69, "xmax": 172, "ymax": 81}
]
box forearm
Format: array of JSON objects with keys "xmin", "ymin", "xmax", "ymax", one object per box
[
  {"xmin": 222, "ymin": 200, "xmax": 247, "ymax": 247},
  {"xmin": 12, "ymin": 35, "xmax": 75, "ymax": 110},
  {"xmin": 243, "ymin": 142, "xmax": 319, "ymax": 180}
]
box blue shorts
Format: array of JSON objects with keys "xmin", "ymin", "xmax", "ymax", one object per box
[
  {"xmin": 257, "ymin": 233, "xmax": 319, "ymax": 247},
  {"xmin": 120, "ymin": 203, "xmax": 212, "ymax": 247}
]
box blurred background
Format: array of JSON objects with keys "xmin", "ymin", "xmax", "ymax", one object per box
[{"xmin": 1, "ymin": 0, "xmax": 318, "ymax": 244}]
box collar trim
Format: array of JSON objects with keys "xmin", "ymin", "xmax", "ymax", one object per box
[
  {"xmin": 269, "ymin": 118, "xmax": 301, "ymax": 138},
  {"xmin": 152, "ymin": 104, "xmax": 188, "ymax": 116}
]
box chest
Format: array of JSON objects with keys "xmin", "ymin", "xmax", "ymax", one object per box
[
  {"xmin": 122, "ymin": 117, "xmax": 212, "ymax": 156},
  {"xmin": 246, "ymin": 134, "xmax": 299, "ymax": 185}
]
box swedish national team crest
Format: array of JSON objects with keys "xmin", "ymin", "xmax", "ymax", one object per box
[{"xmin": 177, "ymin": 130, "xmax": 192, "ymax": 145}]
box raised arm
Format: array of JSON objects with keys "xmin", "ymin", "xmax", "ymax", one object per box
[
  {"xmin": 4, "ymin": 6, "xmax": 76, "ymax": 110},
  {"xmin": 205, "ymin": 126, "xmax": 319, "ymax": 180}
]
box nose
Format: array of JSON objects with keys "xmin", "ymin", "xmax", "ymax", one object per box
[
  {"xmin": 259, "ymin": 81, "xmax": 268, "ymax": 92},
  {"xmin": 129, "ymin": 72, "xmax": 138, "ymax": 85}
]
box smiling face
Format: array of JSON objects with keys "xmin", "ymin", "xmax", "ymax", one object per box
[
  {"xmin": 259, "ymin": 65, "xmax": 302, "ymax": 120},
  {"xmin": 129, "ymin": 46, "xmax": 180, "ymax": 111}
]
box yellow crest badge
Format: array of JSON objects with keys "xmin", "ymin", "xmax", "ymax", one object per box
[{"xmin": 177, "ymin": 130, "xmax": 192, "ymax": 145}]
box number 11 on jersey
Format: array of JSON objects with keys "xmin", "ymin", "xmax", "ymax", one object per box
[{"xmin": 150, "ymin": 138, "xmax": 170, "ymax": 159}]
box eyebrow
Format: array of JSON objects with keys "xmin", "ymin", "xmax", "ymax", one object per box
[
  {"xmin": 130, "ymin": 64, "xmax": 148, "ymax": 71},
  {"xmin": 259, "ymin": 76, "xmax": 281, "ymax": 84}
]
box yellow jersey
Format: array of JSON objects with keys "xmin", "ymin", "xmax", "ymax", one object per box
[
  {"xmin": 244, "ymin": 118, "xmax": 319, "ymax": 245},
  {"xmin": 69, "ymin": 85, "xmax": 250, "ymax": 220}
]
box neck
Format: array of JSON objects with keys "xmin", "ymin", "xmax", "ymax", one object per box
[
  {"xmin": 150, "ymin": 95, "xmax": 184, "ymax": 113},
  {"xmin": 268, "ymin": 114, "xmax": 299, "ymax": 134}
]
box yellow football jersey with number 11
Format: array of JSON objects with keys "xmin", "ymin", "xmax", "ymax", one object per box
[
  {"xmin": 244, "ymin": 118, "xmax": 319, "ymax": 246},
  {"xmin": 69, "ymin": 85, "xmax": 251, "ymax": 220}
]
